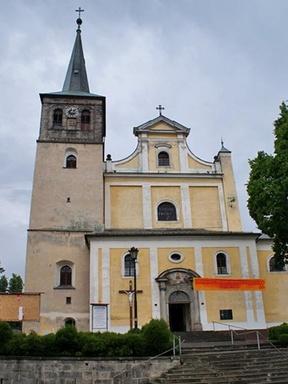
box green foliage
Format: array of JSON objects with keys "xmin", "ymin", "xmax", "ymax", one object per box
[
  {"xmin": 141, "ymin": 319, "xmax": 172, "ymax": 355},
  {"xmin": 247, "ymin": 102, "xmax": 288, "ymax": 267},
  {"xmin": 0, "ymin": 322, "xmax": 13, "ymax": 352},
  {"xmin": 278, "ymin": 333, "xmax": 288, "ymax": 346},
  {"xmin": 268, "ymin": 322, "xmax": 288, "ymax": 341},
  {"xmin": 8, "ymin": 274, "xmax": 24, "ymax": 293},
  {"xmin": 0, "ymin": 319, "xmax": 173, "ymax": 357},
  {"xmin": 0, "ymin": 275, "xmax": 8, "ymax": 292},
  {"xmin": 54, "ymin": 326, "xmax": 80, "ymax": 355},
  {"xmin": 0, "ymin": 266, "xmax": 4, "ymax": 274}
]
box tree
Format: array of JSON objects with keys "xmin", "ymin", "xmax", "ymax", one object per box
[
  {"xmin": 8, "ymin": 274, "xmax": 24, "ymax": 293},
  {"xmin": 0, "ymin": 275, "xmax": 8, "ymax": 292},
  {"xmin": 0, "ymin": 265, "xmax": 4, "ymax": 274},
  {"xmin": 247, "ymin": 102, "xmax": 288, "ymax": 269}
]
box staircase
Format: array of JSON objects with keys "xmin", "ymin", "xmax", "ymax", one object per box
[{"xmin": 150, "ymin": 331, "xmax": 288, "ymax": 383}]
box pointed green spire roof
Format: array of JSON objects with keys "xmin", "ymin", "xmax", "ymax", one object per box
[{"xmin": 62, "ymin": 17, "xmax": 90, "ymax": 93}]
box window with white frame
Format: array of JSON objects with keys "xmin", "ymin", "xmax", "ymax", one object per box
[
  {"xmin": 157, "ymin": 202, "xmax": 177, "ymax": 221},
  {"xmin": 158, "ymin": 151, "xmax": 170, "ymax": 166},
  {"xmin": 216, "ymin": 252, "xmax": 228, "ymax": 275}
]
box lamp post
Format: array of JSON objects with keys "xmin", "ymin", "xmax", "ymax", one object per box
[{"xmin": 129, "ymin": 247, "xmax": 139, "ymax": 329}]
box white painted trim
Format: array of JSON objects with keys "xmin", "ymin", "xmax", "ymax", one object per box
[
  {"xmin": 112, "ymin": 144, "xmax": 140, "ymax": 166},
  {"xmin": 150, "ymin": 247, "xmax": 160, "ymax": 319},
  {"xmin": 244, "ymin": 291, "xmax": 255, "ymax": 324},
  {"xmin": 104, "ymin": 182, "xmax": 111, "ymax": 229},
  {"xmin": 186, "ymin": 142, "xmax": 213, "ymax": 166},
  {"xmin": 239, "ymin": 245, "xmax": 249, "ymax": 278},
  {"xmin": 194, "ymin": 246, "xmax": 203, "ymax": 276},
  {"xmin": 248, "ymin": 240, "xmax": 260, "ymax": 278},
  {"xmin": 89, "ymin": 243, "xmax": 98, "ymax": 332},
  {"xmin": 107, "ymin": 181, "xmax": 222, "ymax": 187},
  {"xmin": 141, "ymin": 141, "xmax": 149, "ymax": 172},
  {"xmin": 102, "ymin": 247, "xmax": 111, "ymax": 330},
  {"xmin": 239, "ymin": 245, "xmax": 256, "ymax": 324},
  {"xmin": 218, "ymin": 184, "xmax": 227, "ymax": 231},
  {"xmin": 179, "ymin": 141, "xmax": 189, "ymax": 172},
  {"xmin": 90, "ymin": 238, "xmax": 258, "ymax": 250},
  {"xmin": 168, "ymin": 251, "xmax": 185, "ymax": 263},
  {"xmin": 143, "ymin": 184, "xmax": 152, "ymax": 228},
  {"xmin": 254, "ymin": 291, "xmax": 266, "ymax": 327},
  {"xmin": 180, "ymin": 185, "xmax": 192, "ymax": 228}
]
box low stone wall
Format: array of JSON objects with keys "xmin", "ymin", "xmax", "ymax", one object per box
[{"xmin": 0, "ymin": 356, "xmax": 179, "ymax": 384}]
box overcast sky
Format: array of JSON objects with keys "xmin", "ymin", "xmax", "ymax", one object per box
[{"xmin": 1, "ymin": 0, "xmax": 287, "ymax": 278}]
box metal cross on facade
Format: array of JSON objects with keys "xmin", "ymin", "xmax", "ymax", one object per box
[
  {"xmin": 156, "ymin": 105, "xmax": 165, "ymax": 116},
  {"xmin": 75, "ymin": 7, "xmax": 85, "ymax": 18}
]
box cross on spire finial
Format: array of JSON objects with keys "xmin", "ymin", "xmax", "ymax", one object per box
[
  {"xmin": 156, "ymin": 105, "xmax": 165, "ymax": 116},
  {"xmin": 76, "ymin": 6, "xmax": 84, "ymax": 18},
  {"xmin": 75, "ymin": 7, "xmax": 84, "ymax": 30}
]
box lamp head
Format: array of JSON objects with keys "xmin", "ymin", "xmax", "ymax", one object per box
[{"xmin": 129, "ymin": 247, "xmax": 139, "ymax": 260}]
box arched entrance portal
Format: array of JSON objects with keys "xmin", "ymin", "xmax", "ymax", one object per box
[
  {"xmin": 168, "ymin": 291, "xmax": 190, "ymax": 332},
  {"xmin": 156, "ymin": 268, "xmax": 202, "ymax": 331}
]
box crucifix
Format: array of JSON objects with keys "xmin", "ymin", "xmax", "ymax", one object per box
[
  {"xmin": 75, "ymin": 7, "xmax": 85, "ymax": 18},
  {"xmin": 119, "ymin": 280, "xmax": 143, "ymax": 330},
  {"xmin": 156, "ymin": 104, "xmax": 165, "ymax": 116}
]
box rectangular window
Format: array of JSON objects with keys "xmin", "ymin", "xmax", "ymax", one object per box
[
  {"xmin": 220, "ymin": 309, "xmax": 233, "ymax": 320},
  {"xmin": 66, "ymin": 297, "xmax": 71, "ymax": 304}
]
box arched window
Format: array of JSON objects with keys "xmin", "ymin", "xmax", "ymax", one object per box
[
  {"xmin": 157, "ymin": 202, "xmax": 177, "ymax": 221},
  {"xmin": 64, "ymin": 317, "xmax": 76, "ymax": 327},
  {"xmin": 216, "ymin": 253, "xmax": 228, "ymax": 274},
  {"xmin": 60, "ymin": 265, "xmax": 72, "ymax": 286},
  {"xmin": 124, "ymin": 254, "xmax": 135, "ymax": 277},
  {"xmin": 81, "ymin": 109, "xmax": 91, "ymax": 130},
  {"xmin": 66, "ymin": 155, "xmax": 77, "ymax": 169},
  {"xmin": 269, "ymin": 256, "xmax": 286, "ymax": 272},
  {"xmin": 158, "ymin": 151, "xmax": 170, "ymax": 166},
  {"xmin": 53, "ymin": 108, "xmax": 63, "ymax": 126}
]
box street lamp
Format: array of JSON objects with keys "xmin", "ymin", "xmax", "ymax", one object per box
[{"xmin": 128, "ymin": 247, "xmax": 139, "ymax": 329}]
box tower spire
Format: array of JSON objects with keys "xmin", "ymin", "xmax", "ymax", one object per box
[{"xmin": 62, "ymin": 8, "xmax": 90, "ymax": 94}]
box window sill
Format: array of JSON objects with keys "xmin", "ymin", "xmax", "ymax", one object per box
[{"xmin": 54, "ymin": 286, "xmax": 75, "ymax": 290}]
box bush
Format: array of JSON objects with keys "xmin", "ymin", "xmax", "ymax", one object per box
[
  {"xmin": 268, "ymin": 323, "xmax": 288, "ymax": 342},
  {"xmin": 0, "ymin": 319, "xmax": 173, "ymax": 357},
  {"xmin": 0, "ymin": 322, "xmax": 13, "ymax": 354},
  {"xmin": 0, "ymin": 322, "xmax": 13, "ymax": 344},
  {"xmin": 54, "ymin": 325, "xmax": 80, "ymax": 355},
  {"xmin": 141, "ymin": 319, "xmax": 172, "ymax": 356},
  {"xmin": 278, "ymin": 333, "xmax": 288, "ymax": 346}
]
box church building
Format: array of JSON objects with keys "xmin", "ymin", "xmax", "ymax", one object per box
[{"xmin": 24, "ymin": 15, "xmax": 287, "ymax": 334}]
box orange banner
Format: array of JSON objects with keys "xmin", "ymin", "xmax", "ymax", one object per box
[{"xmin": 194, "ymin": 278, "xmax": 265, "ymax": 291}]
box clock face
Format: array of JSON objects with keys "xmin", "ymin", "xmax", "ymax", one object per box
[{"xmin": 65, "ymin": 106, "xmax": 79, "ymax": 118}]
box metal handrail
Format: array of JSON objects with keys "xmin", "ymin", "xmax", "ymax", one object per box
[
  {"xmin": 212, "ymin": 320, "xmax": 248, "ymax": 331},
  {"xmin": 212, "ymin": 320, "xmax": 288, "ymax": 356},
  {"xmin": 111, "ymin": 335, "xmax": 182, "ymax": 383}
]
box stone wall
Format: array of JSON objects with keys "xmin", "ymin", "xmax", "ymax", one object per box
[{"xmin": 0, "ymin": 356, "xmax": 179, "ymax": 384}]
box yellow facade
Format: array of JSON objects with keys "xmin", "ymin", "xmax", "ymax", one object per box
[{"xmin": 24, "ymin": 22, "xmax": 287, "ymax": 335}]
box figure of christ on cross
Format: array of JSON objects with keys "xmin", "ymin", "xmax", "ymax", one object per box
[{"xmin": 119, "ymin": 280, "xmax": 143, "ymax": 330}]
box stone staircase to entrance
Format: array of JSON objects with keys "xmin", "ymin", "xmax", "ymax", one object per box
[{"xmin": 149, "ymin": 331, "xmax": 288, "ymax": 384}]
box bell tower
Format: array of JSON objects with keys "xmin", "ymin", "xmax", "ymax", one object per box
[{"xmin": 25, "ymin": 13, "xmax": 105, "ymax": 333}]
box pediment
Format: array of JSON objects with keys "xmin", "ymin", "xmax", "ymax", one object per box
[{"xmin": 133, "ymin": 115, "xmax": 190, "ymax": 137}]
